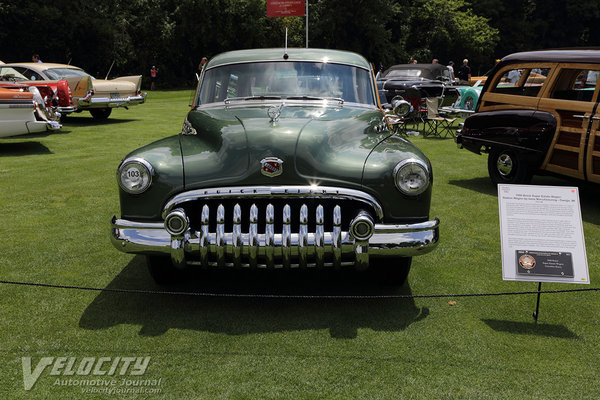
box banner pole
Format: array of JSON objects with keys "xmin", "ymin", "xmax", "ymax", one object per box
[{"xmin": 305, "ymin": 0, "xmax": 308, "ymax": 48}]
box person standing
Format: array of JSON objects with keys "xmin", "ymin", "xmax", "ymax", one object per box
[
  {"xmin": 32, "ymin": 54, "xmax": 42, "ymax": 63},
  {"xmin": 150, "ymin": 66, "xmax": 158, "ymax": 90},
  {"xmin": 457, "ymin": 59, "xmax": 471, "ymax": 85},
  {"xmin": 447, "ymin": 61, "xmax": 456, "ymax": 81}
]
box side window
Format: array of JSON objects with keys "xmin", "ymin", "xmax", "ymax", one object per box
[
  {"xmin": 491, "ymin": 67, "xmax": 549, "ymax": 97},
  {"xmin": 550, "ymin": 68, "xmax": 598, "ymax": 102},
  {"xmin": 0, "ymin": 66, "xmax": 28, "ymax": 81},
  {"xmin": 14, "ymin": 67, "xmax": 43, "ymax": 81}
]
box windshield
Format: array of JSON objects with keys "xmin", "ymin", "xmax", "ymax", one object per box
[
  {"xmin": 384, "ymin": 69, "xmax": 423, "ymax": 79},
  {"xmin": 44, "ymin": 68, "xmax": 92, "ymax": 79},
  {"xmin": 198, "ymin": 61, "xmax": 375, "ymax": 106}
]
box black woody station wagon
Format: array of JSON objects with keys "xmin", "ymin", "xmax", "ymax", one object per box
[{"xmin": 456, "ymin": 49, "xmax": 600, "ymax": 185}]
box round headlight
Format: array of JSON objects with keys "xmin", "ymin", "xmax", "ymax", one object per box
[
  {"xmin": 117, "ymin": 158, "xmax": 154, "ymax": 194},
  {"xmin": 391, "ymin": 96, "xmax": 412, "ymax": 117},
  {"xmin": 394, "ymin": 159, "xmax": 430, "ymax": 196}
]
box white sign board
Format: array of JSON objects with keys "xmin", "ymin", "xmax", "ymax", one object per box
[{"xmin": 498, "ymin": 184, "xmax": 589, "ymax": 284}]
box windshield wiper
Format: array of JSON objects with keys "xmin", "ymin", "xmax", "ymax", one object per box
[
  {"xmin": 287, "ymin": 95, "xmax": 344, "ymax": 104},
  {"xmin": 224, "ymin": 95, "xmax": 281, "ymax": 104}
]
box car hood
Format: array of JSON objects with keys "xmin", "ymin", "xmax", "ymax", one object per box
[{"xmin": 180, "ymin": 104, "xmax": 389, "ymax": 190}]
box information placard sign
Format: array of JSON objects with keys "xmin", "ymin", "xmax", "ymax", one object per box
[
  {"xmin": 498, "ymin": 184, "xmax": 589, "ymax": 284},
  {"xmin": 267, "ymin": 0, "xmax": 305, "ymax": 17}
]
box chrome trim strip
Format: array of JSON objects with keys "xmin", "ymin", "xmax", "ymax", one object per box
[
  {"xmin": 299, "ymin": 204, "xmax": 308, "ymax": 268},
  {"xmin": 200, "ymin": 205, "xmax": 209, "ymax": 266},
  {"xmin": 232, "ymin": 204, "xmax": 242, "ymax": 267},
  {"xmin": 162, "ymin": 185, "xmax": 384, "ymax": 219},
  {"xmin": 282, "ymin": 204, "xmax": 291, "ymax": 269},
  {"xmin": 333, "ymin": 205, "xmax": 342, "ymax": 268},
  {"xmin": 216, "ymin": 205, "xmax": 225, "ymax": 267},
  {"xmin": 315, "ymin": 205, "xmax": 324, "ymax": 268},
  {"xmin": 249, "ymin": 204, "xmax": 258, "ymax": 268},
  {"xmin": 265, "ymin": 204, "xmax": 275, "ymax": 268}
]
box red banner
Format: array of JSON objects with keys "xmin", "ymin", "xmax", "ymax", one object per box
[{"xmin": 267, "ymin": 0, "xmax": 305, "ymax": 17}]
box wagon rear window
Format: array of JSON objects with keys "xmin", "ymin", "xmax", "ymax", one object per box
[{"xmin": 550, "ymin": 69, "xmax": 599, "ymax": 102}]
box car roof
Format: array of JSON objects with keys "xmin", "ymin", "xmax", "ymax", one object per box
[
  {"xmin": 380, "ymin": 63, "xmax": 448, "ymax": 79},
  {"xmin": 501, "ymin": 48, "xmax": 600, "ymax": 64},
  {"xmin": 1, "ymin": 62, "xmax": 82, "ymax": 70},
  {"xmin": 206, "ymin": 48, "xmax": 371, "ymax": 70}
]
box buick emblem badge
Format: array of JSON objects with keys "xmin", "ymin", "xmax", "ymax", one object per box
[
  {"xmin": 261, "ymin": 157, "xmax": 283, "ymax": 177},
  {"xmin": 268, "ymin": 104, "xmax": 282, "ymax": 122}
]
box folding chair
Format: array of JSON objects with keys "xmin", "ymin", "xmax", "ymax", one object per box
[{"xmin": 423, "ymin": 97, "xmax": 457, "ymax": 138}]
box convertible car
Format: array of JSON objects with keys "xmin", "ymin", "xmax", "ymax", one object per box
[
  {"xmin": 110, "ymin": 48, "xmax": 440, "ymax": 285},
  {"xmin": 0, "ymin": 62, "xmax": 146, "ymax": 119},
  {"xmin": 377, "ymin": 63, "xmax": 459, "ymax": 111}
]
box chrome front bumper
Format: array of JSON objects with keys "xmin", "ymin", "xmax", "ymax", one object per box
[
  {"xmin": 79, "ymin": 93, "xmax": 147, "ymax": 109},
  {"xmin": 110, "ymin": 211, "xmax": 439, "ymax": 270}
]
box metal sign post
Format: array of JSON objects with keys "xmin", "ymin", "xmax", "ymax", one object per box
[{"xmin": 306, "ymin": 0, "xmax": 308, "ymax": 48}]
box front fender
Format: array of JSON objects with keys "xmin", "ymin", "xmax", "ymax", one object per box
[
  {"xmin": 459, "ymin": 110, "xmax": 556, "ymax": 161},
  {"xmin": 362, "ymin": 135, "xmax": 433, "ymax": 222},
  {"xmin": 118, "ymin": 135, "xmax": 185, "ymax": 220}
]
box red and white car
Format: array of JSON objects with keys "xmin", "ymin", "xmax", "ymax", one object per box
[{"xmin": 0, "ymin": 62, "xmax": 145, "ymax": 119}]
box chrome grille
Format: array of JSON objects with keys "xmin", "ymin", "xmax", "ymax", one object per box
[{"xmin": 184, "ymin": 201, "xmax": 360, "ymax": 268}]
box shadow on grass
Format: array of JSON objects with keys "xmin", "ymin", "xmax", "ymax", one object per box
[
  {"xmin": 449, "ymin": 176, "xmax": 600, "ymax": 225},
  {"xmin": 62, "ymin": 116, "xmax": 139, "ymax": 126},
  {"xmin": 0, "ymin": 141, "xmax": 52, "ymax": 156},
  {"xmin": 482, "ymin": 319, "xmax": 578, "ymax": 339},
  {"xmin": 79, "ymin": 256, "xmax": 429, "ymax": 339}
]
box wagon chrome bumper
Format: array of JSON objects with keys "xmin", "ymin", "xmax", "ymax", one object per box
[{"xmin": 110, "ymin": 213, "xmax": 439, "ymax": 269}]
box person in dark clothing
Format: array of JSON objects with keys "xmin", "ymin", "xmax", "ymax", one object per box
[{"xmin": 456, "ymin": 59, "xmax": 471, "ymax": 85}]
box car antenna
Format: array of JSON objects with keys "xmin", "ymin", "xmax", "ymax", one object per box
[
  {"xmin": 105, "ymin": 60, "xmax": 115, "ymax": 80},
  {"xmin": 283, "ymin": 28, "xmax": 289, "ymax": 60}
]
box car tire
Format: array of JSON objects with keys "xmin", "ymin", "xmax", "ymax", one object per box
[
  {"xmin": 89, "ymin": 108, "xmax": 112, "ymax": 120},
  {"xmin": 370, "ymin": 257, "xmax": 412, "ymax": 286},
  {"xmin": 146, "ymin": 255, "xmax": 183, "ymax": 285},
  {"xmin": 488, "ymin": 147, "xmax": 532, "ymax": 185}
]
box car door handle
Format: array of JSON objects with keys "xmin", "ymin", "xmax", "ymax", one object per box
[{"xmin": 573, "ymin": 114, "xmax": 590, "ymax": 119}]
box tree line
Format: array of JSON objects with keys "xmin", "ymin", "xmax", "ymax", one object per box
[{"xmin": 1, "ymin": 0, "xmax": 598, "ymax": 87}]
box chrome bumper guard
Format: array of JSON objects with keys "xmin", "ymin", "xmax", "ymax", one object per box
[
  {"xmin": 80, "ymin": 93, "xmax": 147, "ymax": 108},
  {"xmin": 56, "ymin": 105, "xmax": 77, "ymax": 114},
  {"xmin": 111, "ymin": 201, "xmax": 439, "ymax": 269}
]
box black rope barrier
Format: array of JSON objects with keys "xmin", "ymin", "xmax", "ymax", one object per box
[{"xmin": 0, "ymin": 279, "xmax": 598, "ymax": 300}]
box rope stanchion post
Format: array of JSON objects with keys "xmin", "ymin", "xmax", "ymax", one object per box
[{"xmin": 533, "ymin": 282, "xmax": 542, "ymax": 323}]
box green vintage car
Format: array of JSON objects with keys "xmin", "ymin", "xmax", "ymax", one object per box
[{"xmin": 110, "ymin": 48, "xmax": 439, "ymax": 285}]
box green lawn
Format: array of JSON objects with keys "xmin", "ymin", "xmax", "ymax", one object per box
[{"xmin": 1, "ymin": 90, "xmax": 598, "ymax": 399}]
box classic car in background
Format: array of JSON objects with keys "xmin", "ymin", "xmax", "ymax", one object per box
[
  {"xmin": 111, "ymin": 48, "xmax": 440, "ymax": 285},
  {"xmin": 456, "ymin": 85, "xmax": 481, "ymax": 110},
  {"xmin": 377, "ymin": 63, "xmax": 459, "ymax": 111},
  {"xmin": 0, "ymin": 78, "xmax": 75, "ymax": 114},
  {"xmin": 456, "ymin": 49, "xmax": 599, "ymax": 185},
  {"xmin": 0, "ymin": 62, "xmax": 146, "ymax": 119},
  {"xmin": 0, "ymin": 86, "xmax": 61, "ymax": 137}
]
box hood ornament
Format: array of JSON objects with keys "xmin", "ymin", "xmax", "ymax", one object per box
[
  {"xmin": 268, "ymin": 104, "xmax": 283, "ymax": 123},
  {"xmin": 261, "ymin": 157, "xmax": 283, "ymax": 177}
]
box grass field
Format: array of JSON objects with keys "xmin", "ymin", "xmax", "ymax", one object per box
[{"xmin": 1, "ymin": 90, "xmax": 599, "ymax": 399}]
